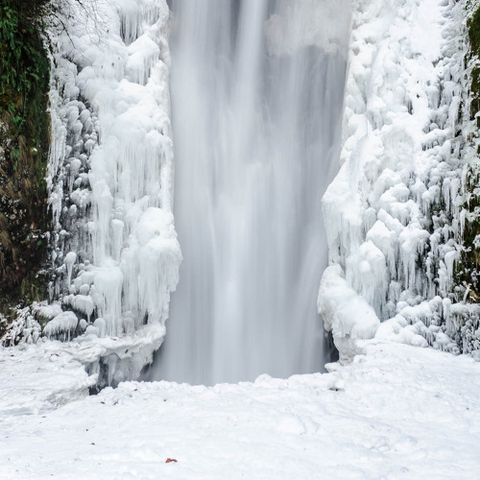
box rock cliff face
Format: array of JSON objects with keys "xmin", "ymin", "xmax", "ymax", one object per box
[
  {"xmin": 0, "ymin": 0, "xmax": 51, "ymax": 336},
  {"xmin": 457, "ymin": 1, "xmax": 480, "ymax": 349}
]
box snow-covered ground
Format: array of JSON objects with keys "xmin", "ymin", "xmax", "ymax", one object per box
[
  {"xmin": 1, "ymin": 342, "xmax": 479, "ymax": 479},
  {"xmin": 0, "ymin": 343, "xmax": 93, "ymax": 417}
]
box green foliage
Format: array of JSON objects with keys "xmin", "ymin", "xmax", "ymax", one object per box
[
  {"xmin": 0, "ymin": 0, "xmax": 51, "ymax": 317},
  {"xmin": 468, "ymin": 6, "xmax": 480, "ymax": 118},
  {"xmin": 456, "ymin": 2, "xmax": 480, "ymax": 303}
]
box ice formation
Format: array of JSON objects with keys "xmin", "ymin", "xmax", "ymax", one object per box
[
  {"xmin": 318, "ymin": 265, "xmax": 379, "ymax": 362},
  {"xmin": 13, "ymin": 0, "xmax": 476, "ymax": 385},
  {"xmin": 319, "ymin": 0, "xmax": 480, "ymax": 359},
  {"xmin": 45, "ymin": 0, "xmax": 181, "ymax": 384}
]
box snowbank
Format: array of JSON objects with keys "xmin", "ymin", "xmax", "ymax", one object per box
[
  {"xmin": 0, "ymin": 343, "xmax": 94, "ymax": 416},
  {"xmin": 1, "ymin": 342, "xmax": 479, "ymax": 479}
]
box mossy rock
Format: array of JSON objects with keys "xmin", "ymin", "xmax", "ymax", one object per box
[{"xmin": 0, "ymin": 0, "xmax": 51, "ymax": 317}]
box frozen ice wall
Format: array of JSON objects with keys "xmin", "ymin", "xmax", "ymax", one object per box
[
  {"xmin": 47, "ymin": 0, "xmax": 181, "ymax": 384},
  {"xmin": 318, "ymin": 0, "xmax": 476, "ymax": 360},
  {"xmin": 153, "ymin": 0, "xmax": 352, "ymax": 384}
]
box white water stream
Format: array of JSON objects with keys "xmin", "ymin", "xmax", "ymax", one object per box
[{"xmin": 153, "ymin": 0, "xmax": 351, "ymax": 384}]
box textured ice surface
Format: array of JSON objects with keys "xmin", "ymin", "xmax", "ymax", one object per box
[
  {"xmin": 45, "ymin": 0, "xmax": 180, "ymax": 383},
  {"xmin": 44, "ymin": 311, "xmax": 79, "ymax": 340},
  {"xmin": 318, "ymin": 265, "xmax": 379, "ymax": 362},
  {"xmin": 319, "ymin": 0, "xmax": 472, "ymax": 358}
]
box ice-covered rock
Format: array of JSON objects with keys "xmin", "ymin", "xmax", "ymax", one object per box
[
  {"xmin": 319, "ymin": 0, "xmax": 471, "ymax": 355},
  {"xmin": 318, "ymin": 265, "xmax": 379, "ymax": 361},
  {"xmin": 45, "ymin": 0, "xmax": 181, "ymax": 383},
  {"xmin": 44, "ymin": 311, "xmax": 79, "ymax": 340}
]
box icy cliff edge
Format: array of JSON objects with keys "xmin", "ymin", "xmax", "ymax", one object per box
[
  {"xmin": 319, "ymin": 0, "xmax": 477, "ymax": 358},
  {"xmin": 43, "ymin": 0, "xmax": 181, "ymax": 384}
]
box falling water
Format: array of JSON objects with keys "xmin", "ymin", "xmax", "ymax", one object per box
[{"xmin": 153, "ymin": 0, "xmax": 351, "ymax": 384}]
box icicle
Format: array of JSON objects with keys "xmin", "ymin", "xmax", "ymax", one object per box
[
  {"xmin": 318, "ymin": 0, "xmax": 467, "ymax": 355},
  {"xmin": 45, "ymin": 0, "xmax": 181, "ymax": 385}
]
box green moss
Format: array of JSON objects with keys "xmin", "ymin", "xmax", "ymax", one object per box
[
  {"xmin": 0, "ymin": 0, "xmax": 51, "ymax": 318},
  {"xmin": 458, "ymin": 165, "xmax": 480, "ymax": 301},
  {"xmin": 468, "ymin": 7, "xmax": 480, "ymax": 118},
  {"xmin": 468, "ymin": 5, "xmax": 480, "ymax": 52},
  {"xmin": 455, "ymin": 4, "xmax": 480, "ymax": 302}
]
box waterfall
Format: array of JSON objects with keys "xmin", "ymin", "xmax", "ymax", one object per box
[{"xmin": 153, "ymin": 0, "xmax": 351, "ymax": 384}]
